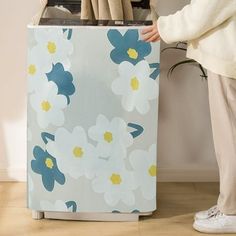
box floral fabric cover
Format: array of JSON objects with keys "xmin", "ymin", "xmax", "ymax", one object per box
[{"xmin": 27, "ymin": 26, "xmax": 160, "ymax": 213}]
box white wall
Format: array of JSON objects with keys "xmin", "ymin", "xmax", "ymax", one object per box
[
  {"xmin": 0, "ymin": 0, "xmax": 218, "ymax": 182},
  {"xmin": 0, "ymin": 0, "xmax": 41, "ymax": 181},
  {"xmin": 157, "ymin": 0, "xmax": 218, "ymax": 181}
]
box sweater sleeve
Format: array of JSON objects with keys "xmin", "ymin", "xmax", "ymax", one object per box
[{"xmin": 157, "ymin": 0, "xmax": 236, "ymax": 44}]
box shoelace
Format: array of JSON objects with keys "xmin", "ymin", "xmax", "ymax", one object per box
[
  {"xmin": 212, "ymin": 210, "xmax": 224, "ymax": 218},
  {"xmin": 207, "ymin": 205, "xmax": 218, "ymax": 216}
]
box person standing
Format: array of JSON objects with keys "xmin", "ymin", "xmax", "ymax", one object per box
[{"xmin": 142, "ymin": 0, "xmax": 236, "ymax": 233}]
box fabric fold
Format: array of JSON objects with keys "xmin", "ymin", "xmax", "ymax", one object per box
[{"xmin": 81, "ymin": 0, "xmax": 134, "ymax": 20}]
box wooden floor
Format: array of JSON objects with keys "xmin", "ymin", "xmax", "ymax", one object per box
[{"xmin": 0, "ymin": 182, "xmax": 228, "ymax": 236}]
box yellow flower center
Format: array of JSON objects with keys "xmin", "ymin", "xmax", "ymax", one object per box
[
  {"xmin": 110, "ymin": 173, "xmax": 122, "ymax": 185},
  {"xmin": 127, "ymin": 48, "xmax": 138, "ymax": 59},
  {"xmin": 148, "ymin": 165, "xmax": 157, "ymax": 177},
  {"xmin": 28, "ymin": 64, "xmax": 36, "ymax": 75},
  {"xmin": 47, "ymin": 41, "xmax": 57, "ymax": 54},
  {"xmin": 41, "ymin": 101, "xmax": 51, "ymax": 112},
  {"xmin": 45, "ymin": 158, "xmax": 54, "ymax": 169},
  {"xmin": 130, "ymin": 76, "xmax": 139, "ymax": 90},
  {"xmin": 104, "ymin": 131, "xmax": 113, "ymax": 143},
  {"xmin": 73, "ymin": 146, "xmax": 84, "ymax": 158}
]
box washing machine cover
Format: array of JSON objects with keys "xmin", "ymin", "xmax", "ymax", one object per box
[{"xmin": 27, "ymin": 24, "xmax": 160, "ymax": 214}]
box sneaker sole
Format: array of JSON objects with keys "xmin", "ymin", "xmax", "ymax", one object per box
[
  {"xmin": 194, "ymin": 215, "xmax": 211, "ymax": 221},
  {"xmin": 193, "ymin": 222, "xmax": 236, "ymax": 234},
  {"xmin": 194, "ymin": 215, "xmax": 214, "ymax": 221},
  {"xmin": 194, "ymin": 215, "xmax": 203, "ymax": 221}
]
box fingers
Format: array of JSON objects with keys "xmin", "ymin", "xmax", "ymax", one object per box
[
  {"xmin": 141, "ymin": 25, "xmax": 154, "ymax": 35},
  {"xmin": 142, "ymin": 30, "xmax": 158, "ymax": 42},
  {"xmin": 146, "ymin": 34, "xmax": 160, "ymax": 43},
  {"xmin": 141, "ymin": 24, "xmax": 160, "ymax": 42}
]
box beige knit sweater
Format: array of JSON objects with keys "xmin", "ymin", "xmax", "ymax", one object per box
[{"xmin": 157, "ymin": 0, "xmax": 236, "ymax": 79}]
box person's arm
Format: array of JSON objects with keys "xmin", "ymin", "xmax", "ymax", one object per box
[{"xmin": 142, "ymin": 0, "xmax": 236, "ymax": 44}]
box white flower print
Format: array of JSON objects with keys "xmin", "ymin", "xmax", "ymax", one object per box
[
  {"xmin": 129, "ymin": 144, "xmax": 157, "ymax": 200},
  {"xmin": 92, "ymin": 158, "xmax": 137, "ymax": 206},
  {"xmin": 88, "ymin": 114, "xmax": 133, "ymax": 160},
  {"xmin": 33, "ymin": 28, "xmax": 73, "ymax": 71},
  {"xmin": 46, "ymin": 126, "xmax": 102, "ymax": 180},
  {"xmin": 30, "ymin": 76, "xmax": 67, "ymax": 128},
  {"xmin": 111, "ymin": 60, "xmax": 158, "ymax": 114}
]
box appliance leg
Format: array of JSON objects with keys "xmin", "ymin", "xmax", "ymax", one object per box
[{"xmin": 32, "ymin": 210, "xmax": 44, "ymax": 220}]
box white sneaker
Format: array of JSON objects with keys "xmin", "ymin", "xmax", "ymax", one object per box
[
  {"xmin": 194, "ymin": 205, "xmax": 218, "ymax": 220},
  {"xmin": 193, "ymin": 210, "xmax": 236, "ymax": 234}
]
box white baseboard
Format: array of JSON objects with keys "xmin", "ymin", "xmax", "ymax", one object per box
[
  {"xmin": 0, "ymin": 168, "xmax": 219, "ymax": 182},
  {"xmin": 157, "ymin": 168, "xmax": 219, "ymax": 182},
  {"xmin": 0, "ymin": 168, "xmax": 27, "ymax": 182}
]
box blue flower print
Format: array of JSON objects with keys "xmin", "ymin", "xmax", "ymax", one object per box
[
  {"xmin": 31, "ymin": 146, "xmax": 65, "ymax": 192},
  {"xmin": 63, "ymin": 28, "xmax": 73, "ymax": 40},
  {"xmin": 127, "ymin": 122, "xmax": 144, "ymax": 139},
  {"xmin": 66, "ymin": 201, "xmax": 78, "ymax": 212},
  {"xmin": 107, "ymin": 29, "xmax": 151, "ymax": 65},
  {"xmin": 112, "ymin": 209, "xmax": 140, "ymax": 213},
  {"xmin": 149, "ymin": 63, "xmax": 160, "ymax": 80},
  {"xmin": 46, "ymin": 63, "xmax": 75, "ymax": 104},
  {"xmin": 41, "ymin": 132, "xmax": 55, "ymax": 144},
  {"xmin": 132, "ymin": 209, "xmax": 140, "ymax": 213}
]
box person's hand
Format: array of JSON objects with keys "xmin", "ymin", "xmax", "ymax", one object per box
[{"xmin": 141, "ymin": 23, "xmax": 160, "ymax": 42}]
